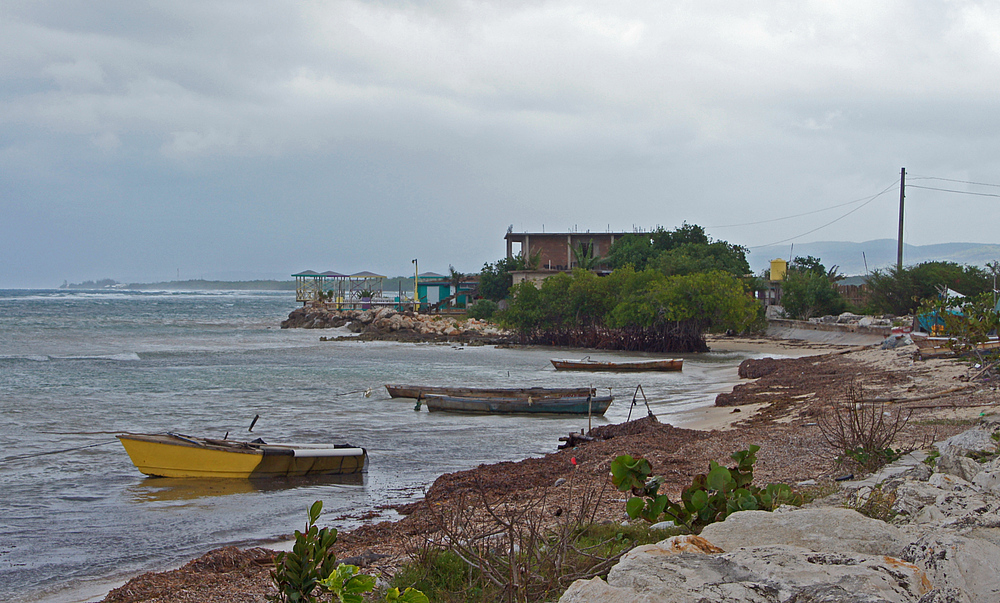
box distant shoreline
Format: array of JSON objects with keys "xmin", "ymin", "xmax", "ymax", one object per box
[
  {"xmin": 58, "ymin": 277, "xmax": 418, "ymax": 291},
  {"xmin": 60, "ymin": 279, "xmax": 298, "ymax": 291}
]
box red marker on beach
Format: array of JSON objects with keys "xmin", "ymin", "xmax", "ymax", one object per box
[{"xmin": 571, "ymin": 457, "xmax": 577, "ymax": 466}]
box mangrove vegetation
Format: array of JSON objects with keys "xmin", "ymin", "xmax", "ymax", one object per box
[{"xmin": 499, "ymin": 267, "xmax": 764, "ymax": 352}]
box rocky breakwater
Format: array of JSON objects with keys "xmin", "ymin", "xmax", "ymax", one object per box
[
  {"xmin": 561, "ymin": 420, "xmax": 1000, "ymax": 603},
  {"xmin": 280, "ymin": 304, "xmax": 510, "ymax": 344}
]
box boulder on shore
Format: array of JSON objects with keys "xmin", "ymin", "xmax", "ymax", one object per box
[
  {"xmin": 280, "ymin": 304, "xmax": 511, "ymax": 343},
  {"xmin": 560, "ymin": 421, "xmax": 1000, "ymax": 603}
]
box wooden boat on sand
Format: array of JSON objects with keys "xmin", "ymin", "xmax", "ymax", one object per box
[
  {"xmin": 423, "ymin": 394, "xmax": 613, "ymax": 415},
  {"xmin": 550, "ymin": 357, "xmax": 683, "ymax": 372},
  {"xmin": 385, "ymin": 384, "xmax": 596, "ymax": 400},
  {"xmin": 912, "ymin": 335, "xmax": 1000, "ymax": 359},
  {"xmin": 117, "ymin": 433, "xmax": 367, "ymax": 479}
]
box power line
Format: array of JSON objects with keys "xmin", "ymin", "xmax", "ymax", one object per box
[
  {"xmin": 748, "ymin": 182, "xmax": 899, "ymax": 249},
  {"xmin": 706, "ymin": 190, "xmax": 889, "ymax": 228},
  {"xmin": 910, "ymin": 175, "xmax": 1000, "ymax": 188},
  {"xmin": 906, "ymin": 184, "xmax": 1000, "ymax": 199}
]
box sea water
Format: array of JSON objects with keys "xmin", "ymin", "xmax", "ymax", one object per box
[{"xmin": 0, "ymin": 289, "xmax": 761, "ymax": 602}]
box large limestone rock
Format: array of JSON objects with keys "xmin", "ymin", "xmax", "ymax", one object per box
[
  {"xmin": 560, "ymin": 577, "xmax": 662, "ymax": 603},
  {"xmin": 562, "ymin": 536, "xmax": 935, "ymax": 603},
  {"xmin": 935, "ymin": 425, "xmax": 1000, "ymax": 457},
  {"xmin": 561, "ymin": 423, "xmax": 1000, "ymax": 603},
  {"xmin": 935, "ymin": 452, "xmax": 984, "ymax": 483},
  {"xmin": 699, "ymin": 508, "xmax": 907, "ymax": 556},
  {"xmin": 902, "ymin": 532, "xmax": 1000, "ymax": 603}
]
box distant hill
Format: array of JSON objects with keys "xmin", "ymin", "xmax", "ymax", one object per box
[
  {"xmin": 63, "ymin": 277, "xmax": 419, "ymax": 292},
  {"xmin": 748, "ymin": 239, "xmax": 1000, "ymax": 276}
]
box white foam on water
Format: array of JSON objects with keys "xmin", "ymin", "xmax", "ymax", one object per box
[{"xmin": 48, "ymin": 352, "xmax": 142, "ymax": 362}]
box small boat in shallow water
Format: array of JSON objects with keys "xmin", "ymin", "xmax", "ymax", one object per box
[
  {"xmin": 423, "ymin": 394, "xmax": 613, "ymax": 415},
  {"xmin": 385, "ymin": 384, "xmax": 595, "ymax": 399},
  {"xmin": 550, "ymin": 357, "xmax": 683, "ymax": 372},
  {"xmin": 117, "ymin": 433, "xmax": 368, "ymax": 478}
]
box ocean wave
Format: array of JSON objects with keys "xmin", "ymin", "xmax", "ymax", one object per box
[
  {"xmin": 326, "ymin": 325, "xmax": 361, "ymax": 337},
  {"xmin": 0, "ymin": 354, "xmax": 51, "ymax": 362},
  {"xmin": 49, "ymin": 352, "xmax": 143, "ymax": 362}
]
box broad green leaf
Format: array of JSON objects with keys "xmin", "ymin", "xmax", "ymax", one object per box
[
  {"xmin": 308, "ymin": 500, "xmax": 323, "ymax": 525},
  {"xmin": 344, "ymin": 574, "xmax": 376, "ymax": 595},
  {"xmin": 395, "ymin": 587, "xmax": 430, "ymax": 603},
  {"xmin": 626, "ymin": 496, "xmax": 645, "ymax": 518},
  {"xmin": 690, "ymin": 488, "xmax": 708, "ymax": 511},
  {"xmin": 649, "ymin": 494, "xmax": 669, "ymax": 517},
  {"xmin": 706, "ymin": 465, "xmax": 731, "ymax": 492}
]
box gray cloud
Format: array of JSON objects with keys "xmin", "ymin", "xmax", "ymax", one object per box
[{"xmin": 3, "ymin": 1, "xmax": 1000, "ymax": 286}]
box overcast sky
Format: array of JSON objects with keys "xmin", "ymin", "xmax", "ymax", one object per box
[{"xmin": 3, "ymin": 1, "xmax": 1000, "ymax": 287}]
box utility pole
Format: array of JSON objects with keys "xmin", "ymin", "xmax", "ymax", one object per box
[{"xmin": 896, "ymin": 167, "xmax": 906, "ymax": 271}]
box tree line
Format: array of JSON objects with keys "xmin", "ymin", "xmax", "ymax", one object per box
[
  {"xmin": 472, "ymin": 224, "xmax": 999, "ymax": 346},
  {"xmin": 472, "ymin": 225, "xmax": 764, "ymax": 352},
  {"xmin": 779, "ymin": 257, "xmax": 997, "ymax": 319}
]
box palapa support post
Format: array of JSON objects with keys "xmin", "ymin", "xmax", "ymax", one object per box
[{"xmin": 587, "ymin": 386, "xmax": 593, "ymax": 432}]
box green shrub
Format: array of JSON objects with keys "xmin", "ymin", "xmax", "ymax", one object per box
[
  {"xmin": 390, "ymin": 523, "xmax": 677, "ymax": 603},
  {"xmin": 867, "ymin": 261, "xmax": 992, "ymax": 315},
  {"xmin": 271, "ymin": 501, "xmax": 426, "ymax": 603},
  {"xmin": 389, "ymin": 549, "xmax": 489, "ymax": 603},
  {"xmin": 845, "ymin": 484, "xmax": 897, "ymax": 522},
  {"xmin": 467, "ymin": 299, "xmax": 498, "ymax": 320},
  {"xmin": 269, "ymin": 501, "xmax": 340, "ymax": 603},
  {"xmin": 611, "ymin": 446, "xmax": 802, "ymax": 533}
]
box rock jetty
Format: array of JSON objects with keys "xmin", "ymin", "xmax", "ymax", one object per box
[
  {"xmin": 280, "ymin": 304, "xmax": 509, "ymax": 343},
  {"xmin": 560, "ymin": 420, "xmax": 1000, "ymax": 603}
]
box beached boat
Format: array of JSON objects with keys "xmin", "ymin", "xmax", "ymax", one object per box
[
  {"xmin": 117, "ymin": 433, "xmax": 367, "ymax": 479},
  {"xmin": 550, "ymin": 358, "xmax": 683, "ymax": 372},
  {"xmin": 423, "ymin": 394, "xmax": 613, "ymax": 415},
  {"xmin": 912, "ymin": 335, "xmax": 1000, "ymax": 359},
  {"xmin": 385, "ymin": 384, "xmax": 595, "ymax": 400}
]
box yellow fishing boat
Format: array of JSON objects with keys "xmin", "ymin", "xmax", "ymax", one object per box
[{"xmin": 117, "ymin": 433, "xmax": 367, "ymax": 479}]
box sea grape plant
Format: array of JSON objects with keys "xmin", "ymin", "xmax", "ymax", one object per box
[
  {"xmin": 319, "ymin": 563, "xmax": 374, "ymax": 603},
  {"xmin": 610, "ymin": 445, "xmax": 802, "ymax": 533},
  {"xmin": 271, "ymin": 501, "xmax": 427, "ymax": 603},
  {"xmin": 319, "ymin": 564, "xmax": 428, "ymax": 603},
  {"xmin": 270, "ymin": 501, "xmax": 340, "ymax": 603}
]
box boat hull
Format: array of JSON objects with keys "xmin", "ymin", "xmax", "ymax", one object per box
[
  {"xmin": 550, "ymin": 358, "xmax": 683, "ymax": 372},
  {"xmin": 424, "ymin": 395, "xmax": 612, "ymax": 415},
  {"xmin": 117, "ymin": 434, "xmax": 367, "ymax": 479},
  {"xmin": 912, "ymin": 335, "xmax": 1000, "ymax": 359},
  {"xmin": 386, "ymin": 384, "xmax": 595, "ymax": 399}
]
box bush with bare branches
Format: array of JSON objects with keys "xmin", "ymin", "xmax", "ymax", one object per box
[
  {"xmin": 395, "ymin": 468, "xmax": 675, "ymax": 602},
  {"xmin": 818, "ymin": 380, "xmax": 913, "ymax": 473}
]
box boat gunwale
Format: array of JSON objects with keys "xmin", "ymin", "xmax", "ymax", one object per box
[
  {"xmin": 422, "ymin": 394, "xmax": 613, "ymax": 415},
  {"xmin": 386, "ymin": 384, "xmax": 596, "ymax": 400},
  {"xmin": 550, "ymin": 358, "xmax": 683, "ymax": 372}
]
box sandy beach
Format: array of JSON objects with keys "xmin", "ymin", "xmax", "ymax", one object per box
[{"xmin": 98, "ymin": 335, "xmax": 999, "ymax": 603}]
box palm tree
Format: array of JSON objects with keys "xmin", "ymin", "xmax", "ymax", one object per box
[
  {"xmin": 572, "ymin": 240, "xmax": 604, "ymax": 271},
  {"xmin": 448, "ymin": 265, "xmax": 465, "ymax": 306}
]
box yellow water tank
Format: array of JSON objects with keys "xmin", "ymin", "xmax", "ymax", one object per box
[{"xmin": 770, "ymin": 258, "xmax": 787, "ymax": 281}]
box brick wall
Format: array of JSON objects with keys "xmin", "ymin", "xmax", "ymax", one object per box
[{"xmin": 521, "ymin": 233, "xmax": 620, "ymax": 270}]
